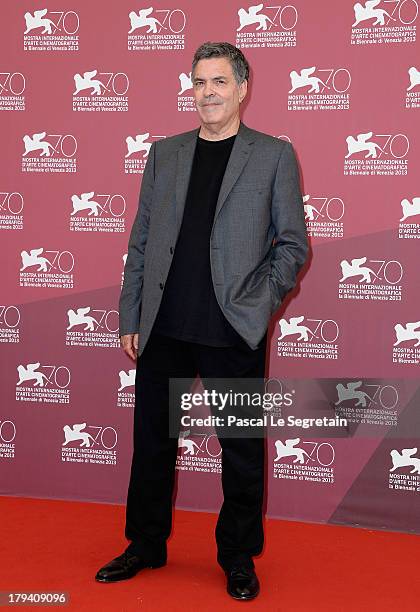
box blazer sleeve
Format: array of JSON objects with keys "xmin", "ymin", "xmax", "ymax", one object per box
[
  {"xmin": 119, "ymin": 141, "xmax": 156, "ymax": 336},
  {"xmin": 269, "ymin": 140, "xmax": 308, "ymax": 311}
]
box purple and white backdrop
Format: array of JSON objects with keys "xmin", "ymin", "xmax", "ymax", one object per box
[{"xmin": 1, "ymin": 0, "xmax": 419, "ymax": 534}]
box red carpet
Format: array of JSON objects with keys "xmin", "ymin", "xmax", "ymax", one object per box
[{"xmin": 1, "ymin": 496, "xmax": 419, "ymax": 611}]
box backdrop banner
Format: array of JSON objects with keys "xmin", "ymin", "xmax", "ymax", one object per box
[{"xmin": 1, "ymin": 0, "xmax": 419, "ymax": 534}]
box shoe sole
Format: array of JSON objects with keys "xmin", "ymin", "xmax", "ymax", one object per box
[{"xmin": 95, "ymin": 562, "xmax": 166, "ymax": 583}]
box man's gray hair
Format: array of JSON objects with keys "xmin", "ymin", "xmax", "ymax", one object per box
[{"xmin": 192, "ymin": 41, "xmax": 250, "ymax": 85}]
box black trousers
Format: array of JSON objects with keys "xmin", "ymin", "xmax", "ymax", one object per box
[{"xmin": 125, "ymin": 329, "xmax": 267, "ymax": 571}]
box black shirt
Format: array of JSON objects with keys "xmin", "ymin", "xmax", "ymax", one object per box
[{"xmin": 152, "ymin": 133, "xmax": 245, "ymax": 346}]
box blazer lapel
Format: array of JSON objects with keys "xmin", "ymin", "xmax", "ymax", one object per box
[
  {"xmin": 174, "ymin": 121, "xmax": 255, "ymax": 234},
  {"xmin": 214, "ymin": 121, "xmax": 254, "ymax": 223},
  {"xmin": 175, "ymin": 128, "xmax": 199, "ymax": 234}
]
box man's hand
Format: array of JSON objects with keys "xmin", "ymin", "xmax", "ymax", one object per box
[{"xmin": 120, "ymin": 333, "xmax": 139, "ymax": 361}]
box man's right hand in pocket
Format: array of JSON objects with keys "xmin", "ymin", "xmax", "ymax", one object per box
[{"xmin": 120, "ymin": 333, "xmax": 139, "ymax": 361}]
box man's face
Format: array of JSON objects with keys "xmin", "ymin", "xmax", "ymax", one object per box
[{"xmin": 192, "ymin": 57, "xmax": 247, "ymax": 129}]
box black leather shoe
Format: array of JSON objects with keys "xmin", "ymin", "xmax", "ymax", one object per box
[
  {"xmin": 95, "ymin": 550, "xmax": 166, "ymax": 583},
  {"xmin": 225, "ymin": 565, "xmax": 260, "ymax": 600}
]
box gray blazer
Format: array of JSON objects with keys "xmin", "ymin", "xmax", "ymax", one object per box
[{"xmin": 119, "ymin": 121, "xmax": 308, "ymax": 357}]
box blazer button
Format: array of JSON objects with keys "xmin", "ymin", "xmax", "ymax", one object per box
[
  {"xmin": 170, "ymin": 246, "xmax": 174, "ymax": 254},
  {"xmin": 159, "ymin": 282, "xmax": 164, "ymax": 290}
]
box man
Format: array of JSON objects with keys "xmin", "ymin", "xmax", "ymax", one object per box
[{"xmin": 95, "ymin": 41, "xmax": 308, "ymax": 600}]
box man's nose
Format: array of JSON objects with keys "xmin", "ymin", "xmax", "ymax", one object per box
[{"xmin": 203, "ymin": 81, "xmax": 215, "ymax": 97}]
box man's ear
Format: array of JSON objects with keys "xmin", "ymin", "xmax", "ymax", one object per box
[{"xmin": 239, "ymin": 79, "xmax": 248, "ymax": 103}]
